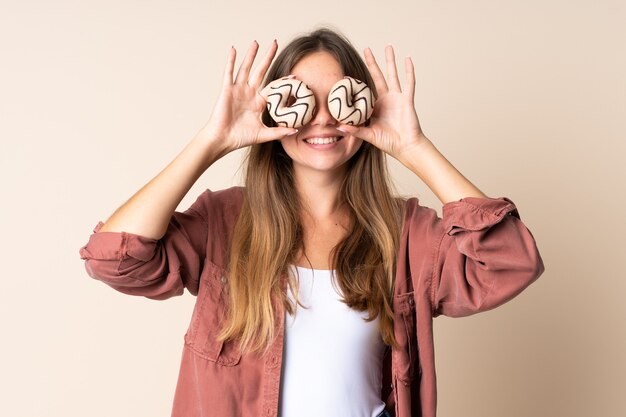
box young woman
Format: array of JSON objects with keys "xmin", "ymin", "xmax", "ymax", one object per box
[{"xmin": 80, "ymin": 28, "xmax": 545, "ymax": 417}]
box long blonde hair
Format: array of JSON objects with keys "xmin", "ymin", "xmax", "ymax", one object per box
[{"xmin": 216, "ymin": 27, "xmax": 406, "ymax": 356}]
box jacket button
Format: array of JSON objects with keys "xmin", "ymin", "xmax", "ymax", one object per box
[
  {"xmin": 408, "ymin": 298, "xmax": 414, "ymax": 305},
  {"xmin": 220, "ymin": 276, "xmax": 226, "ymax": 284},
  {"xmin": 267, "ymin": 354, "xmax": 279, "ymax": 368}
]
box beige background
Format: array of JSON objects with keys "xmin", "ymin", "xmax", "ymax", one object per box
[{"xmin": 1, "ymin": 0, "xmax": 624, "ymax": 416}]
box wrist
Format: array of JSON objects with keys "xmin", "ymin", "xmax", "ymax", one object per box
[
  {"xmin": 396, "ymin": 135, "xmax": 433, "ymax": 169},
  {"xmin": 190, "ymin": 133, "xmax": 231, "ymax": 167},
  {"xmin": 194, "ymin": 123, "xmax": 232, "ymax": 146}
]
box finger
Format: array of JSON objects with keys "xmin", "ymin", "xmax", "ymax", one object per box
[
  {"xmin": 364, "ymin": 47, "xmax": 388, "ymax": 95},
  {"xmin": 385, "ymin": 45, "xmax": 402, "ymax": 92},
  {"xmin": 234, "ymin": 40, "xmax": 259, "ymax": 85},
  {"xmin": 257, "ymin": 126, "xmax": 298, "ymax": 142},
  {"xmin": 223, "ymin": 46, "xmax": 236, "ymax": 87},
  {"xmin": 248, "ymin": 40, "xmax": 278, "ymax": 89},
  {"xmin": 405, "ymin": 56, "xmax": 415, "ymax": 99}
]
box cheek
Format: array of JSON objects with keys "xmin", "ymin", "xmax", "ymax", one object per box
[
  {"xmin": 279, "ymin": 137, "xmax": 298, "ymax": 157},
  {"xmin": 279, "ymin": 136, "xmax": 293, "ymax": 147},
  {"xmin": 346, "ymin": 136, "xmax": 364, "ymax": 154}
]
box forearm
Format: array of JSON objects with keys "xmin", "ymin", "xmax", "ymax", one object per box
[
  {"xmin": 97, "ymin": 135, "xmax": 226, "ymax": 239},
  {"xmin": 397, "ymin": 136, "xmax": 488, "ymax": 205}
]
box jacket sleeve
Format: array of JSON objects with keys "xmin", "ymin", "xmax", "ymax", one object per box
[
  {"xmin": 78, "ymin": 190, "xmax": 212, "ymax": 300},
  {"xmin": 429, "ymin": 196, "xmax": 545, "ymax": 318}
]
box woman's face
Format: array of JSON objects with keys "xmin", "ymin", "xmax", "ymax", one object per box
[{"xmin": 279, "ymin": 51, "xmax": 363, "ymax": 176}]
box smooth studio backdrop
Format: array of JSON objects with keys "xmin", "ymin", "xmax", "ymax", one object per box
[{"xmin": 1, "ymin": 0, "xmax": 624, "ymax": 416}]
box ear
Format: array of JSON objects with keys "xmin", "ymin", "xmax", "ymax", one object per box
[{"xmin": 327, "ymin": 76, "xmax": 375, "ymax": 126}]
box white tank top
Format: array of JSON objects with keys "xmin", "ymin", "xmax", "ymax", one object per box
[{"xmin": 278, "ymin": 265, "xmax": 387, "ymax": 417}]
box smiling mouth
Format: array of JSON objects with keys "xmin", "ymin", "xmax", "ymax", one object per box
[{"xmin": 302, "ymin": 136, "xmax": 344, "ymax": 145}]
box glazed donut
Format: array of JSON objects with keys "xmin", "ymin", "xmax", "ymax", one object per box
[
  {"xmin": 327, "ymin": 76, "xmax": 375, "ymax": 125},
  {"xmin": 260, "ymin": 76, "xmax": 316, "ymax": 128}
]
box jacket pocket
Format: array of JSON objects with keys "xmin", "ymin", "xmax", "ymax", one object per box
[
  {"xmin": 393, "ymin": 291, "xmax": 420, "ymax": 383},
  {"xmin": 184, "ymin": 261, "xmax": 242, "ymax": 366}
]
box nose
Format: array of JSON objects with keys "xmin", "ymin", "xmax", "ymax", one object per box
[{"xmin": 309, "ymin": 94, "xmax": 337, "ymax": 127}]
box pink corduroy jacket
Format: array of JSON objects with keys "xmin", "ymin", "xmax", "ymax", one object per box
[{"xmin": 79, "ymin": 186, "xmax": 545, "ymax": 417}]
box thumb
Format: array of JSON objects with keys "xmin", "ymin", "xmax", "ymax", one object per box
[
  {"xmin": 337, "ymin": 124, "xmax": 375, "ymax": 143},
  {"xmin": 257, "ymin": 126, "xmax": 298, "ymax": 142}
]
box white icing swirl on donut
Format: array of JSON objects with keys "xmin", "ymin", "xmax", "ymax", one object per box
[
  {"xmin": 327, "ymin": 77, "xmax": 375, "ymax": 125},
  {"xmin": 260, "ymin": 76, "xmax": 317, "ymax": 128}
]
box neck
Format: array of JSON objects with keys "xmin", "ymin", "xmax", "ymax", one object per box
[{"xmin": 293, "ymin": 165, "xmax": 347, "ymax": 219}]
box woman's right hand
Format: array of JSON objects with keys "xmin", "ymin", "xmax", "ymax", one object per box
[{"xmin": 194, "ymin": 40, "xmax": 297, "ymax": 154}]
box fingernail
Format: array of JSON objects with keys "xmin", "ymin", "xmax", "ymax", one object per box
[{"xmin": 287, "ymin": 129, "xmax": 298, "ymax": 135}]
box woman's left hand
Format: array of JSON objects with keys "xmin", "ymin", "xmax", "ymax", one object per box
[{"xmin": 337, "ymin": 45, "xmax": 430, "ymax": 162}]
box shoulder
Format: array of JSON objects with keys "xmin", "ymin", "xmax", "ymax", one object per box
[
  {"xmin": 206, "ymin": 186, "xmax": 245, "ymax": 209},
  {"xmin": 195, "ymin": 186, "xmax": 244, "ymax": 211},
  {"xmin": 190, "ymin": 186, "xmax": 245, "ymax": 228},
  {"xmin": 394, "ymin": 195, "xmax": 445, "ymax": 239},
  {"xmin": 393, "ymin": 195, "xmax": 436, "ymax": 222}
]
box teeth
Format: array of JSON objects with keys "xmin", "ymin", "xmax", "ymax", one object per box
[{"xmin": 304, "ymin": 136, "xmax": 340, "ymax": 145}]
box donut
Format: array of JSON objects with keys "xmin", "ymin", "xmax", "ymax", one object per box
[
  {"xmin": 260, "ymin": 76, "xmax": 316, "ymax": 128},
  {"xmin": 327, "ymin": 76, "xmax": 375, "ymax": 125}
]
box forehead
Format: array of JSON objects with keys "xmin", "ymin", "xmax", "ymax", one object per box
[{"xmin": 290, "ymin": 51, "xmax": 344, "ymax": 89}]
